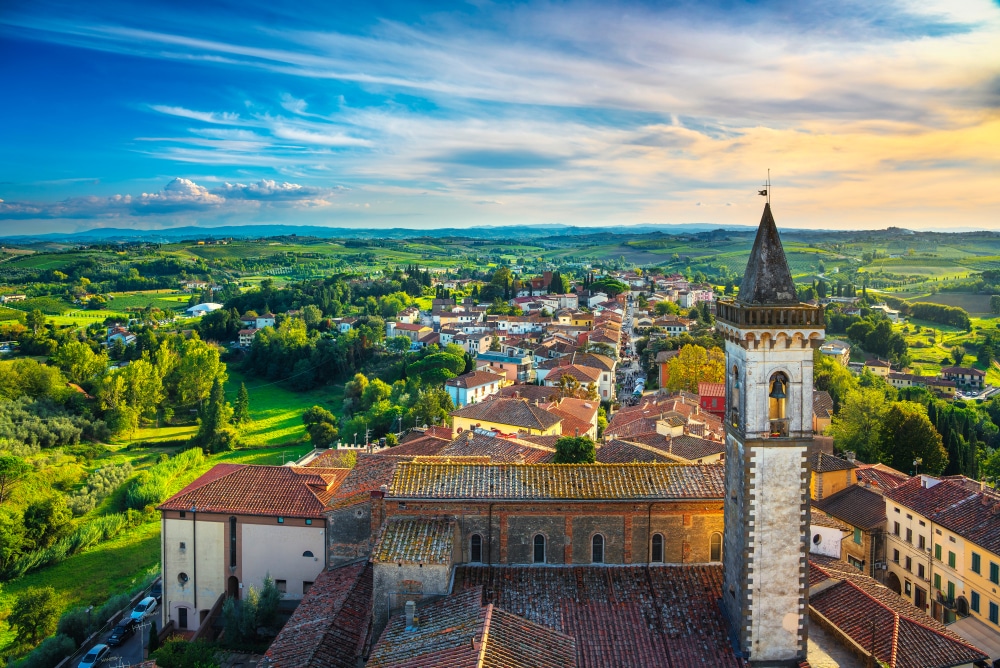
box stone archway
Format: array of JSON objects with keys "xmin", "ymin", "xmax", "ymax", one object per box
[
  {"xmin": 886, "ymin": 572, "xmax": 902, "ymax": 596},
  {"xmin": 956, "ymin": 596, "xmax": 969, "ymax": 617}
]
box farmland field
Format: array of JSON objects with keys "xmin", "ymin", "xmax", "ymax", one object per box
[{"xmin": 905, "ymin": 292, "xmax": 995, "ymax": 315}]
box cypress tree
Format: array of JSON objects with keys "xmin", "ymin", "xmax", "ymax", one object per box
[{"xmin": 233, "ymin": 382, "xmax": 251, "ymax": 425}]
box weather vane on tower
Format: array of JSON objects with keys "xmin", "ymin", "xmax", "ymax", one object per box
[{"xmin": 758, "ymin": 169, "xmax": 770, "ymax": 204}]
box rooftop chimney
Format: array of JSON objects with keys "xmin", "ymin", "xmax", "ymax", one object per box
[{"xmin": 405, "ymin": 600, "xmax": 417, "ymax": 631}]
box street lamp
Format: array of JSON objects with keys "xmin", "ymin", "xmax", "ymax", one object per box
[{"xmin": 913, "ymin": 457, "xmax": 923, "ymax": 476}]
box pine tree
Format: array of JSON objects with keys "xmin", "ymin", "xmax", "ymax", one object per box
[
  {"xmin": 194, "ymin": 377, "xmax": 237, "ymax": 453},
  {"xmin": 234, "ymin": 382, "xmax": 251, "ymax": 425}
]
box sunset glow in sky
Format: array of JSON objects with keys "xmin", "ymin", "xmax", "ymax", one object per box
[{"xmin": 1, "ymin": 0, "xmax": 999, "ymax": 233}]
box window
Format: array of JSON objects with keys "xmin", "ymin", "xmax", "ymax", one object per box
[
  {"xmin": 894, "ymin": 507, "xmax": 900, "ymax": 514},
  {"xmin": 905, "ymin": 528, "xmax": 912, "ymax": 544},
  {"xmin": 848, "ymin": 556, "xmax": 864, "ymax": 571},
  {"xmin": 972, "ymin": 552, "xmax": 982, "ymax": 574},
  {"xmin": 179, "ymin": 542, "xmax": 186, "ymax": 551},
  {"xmin": 971, "ymin": 591, "xmax": 980, "ymax": 613},
  {"xmin": 905, "ymin": 580, "xmax": 912, "ymax": 596},
  {"xmin": 906, "ymin": 514, "xmax": 912, "ymax": 520},
  {"xmin": 894, "ymin": 522, "xmax": 900, "ymax": 536},
  {"xmin": 229, "ymin": 517, "xmax": 237, "ymax": 569},
  {"xmin": 533, "ymin": 534, "xmax": 545, "ymax": 564},
  {"xmin": 178, "ymin": 572, "xmax": 189, "ymax": 585},
  {"xmin": 180, "ymin": 511, "xmax": 186, "ymax": 518},
  {"xmin": 918, "ymin": 564, "xmax": 925, "ymax": 579},
  {"xmin": 991, "ymin": 562, "xmax": 1000, "ymax": 585},
  {"xmin": 470, "ymin": 534, "xmax": 483, "ymax": 563},
  {"xmin": 710, "ymin": 533, "xmax": 722, "ymax": 562},
  {"xmin": 919, "ymin": 520, "xmax": 925, "ymax": 526},
  {"xmin": 306, "ymin": 519, "xmax": 312, "ymax": 526},
  {"xmin": 854, "ymin": 528, "xmax": 862, "ymax": 545},
  {"xmin": 905, "ymin": 556, "xmax": 912, "ymax": 572},
  {"xmin": 276, "ymin": 580, "xmax": 287, "ymax": 593},
  {"xmin": 948, "ymin": 551, "xmax": 956, "ymax": 569},
  {"xmin": 303, "ymin": 581, "xmax": 313, "ymax": 595},
  {"xmin": 918, "ymin": 535, "xmax": 925, "ymax": 550},
  {"xmin": 277, "ymin": 517, "xmax": 284, "ymax": 524},
  {"xmin": 592, "ymin": 534, "xmax": 605, "ymax": 563},
  {"xmin": 302, "ymin": 551, "xmax": 314, "ymax": 558},
  {"xmin": 991, "ymin": 602, "xmax": 999, "ymax": 625},
  {"xmin": 651, "ymin": 534, "xmax": 664, "ymax": 563},
  {"xmin": 934, "ymin": 574, "xmax": 942, "ymax": 591},
  {"xmin": 893, "ymin": 549, "xmax": 899, "ymax": 563},
  {"xmin": 934, "ymin": 544, "xmax": 942, "ymax": 561}
]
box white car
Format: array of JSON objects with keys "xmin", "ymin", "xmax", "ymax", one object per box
[
  {"xmin": 130, "ymin": 596, "xmax": 157, "ymax": 621},
  {"xmin": 78, "ymin": 644, "xmax": 110, "ymax": 668}
]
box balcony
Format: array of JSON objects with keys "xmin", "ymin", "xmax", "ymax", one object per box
[{"xmin": 768, "ymin": 418, "xmax": 790, "ymax": 438}]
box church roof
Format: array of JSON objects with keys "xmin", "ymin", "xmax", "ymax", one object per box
[{"xmin": 738, "ymin": 203, "xmax": 798, "ymax": 305}]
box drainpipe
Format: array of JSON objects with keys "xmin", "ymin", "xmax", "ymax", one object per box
[{"xmin": 191, "ymin": 504, "xmax": 197, "ymax": 612}]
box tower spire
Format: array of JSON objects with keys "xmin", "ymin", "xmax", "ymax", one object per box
[{"xmin": 738, "ymin": 203, "xmax": 797, "ymax": 305}]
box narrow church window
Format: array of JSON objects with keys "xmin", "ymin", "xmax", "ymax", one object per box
[
  {"xmin": 710, "ymin": 533, "xmax": 722, "ymax": 562},
  {"xmin": 730, "ymin": 366, "xmax": 740, "ymax": 427},
  {"xmin": 533, "ymin": 534, "xmax": 545, "ymax": 563},
  {"xmin": 229, "ymin": 517, "xmax": 237, "ymax": 568},
  {"xmin": 651, "ymin": 534, "xmax": 664, "ymax": 563},
  {"xmin": 592, "ymin": 534, "xmax": 605, "ymax": 563},
  {"xmin": 470, "ymin": 534, "xmax": 483, "ymax": 563}
]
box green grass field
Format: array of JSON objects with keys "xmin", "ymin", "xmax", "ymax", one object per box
[{"xmin": 107, "ymin": 290, "xmax": 189, "ymax": 311}]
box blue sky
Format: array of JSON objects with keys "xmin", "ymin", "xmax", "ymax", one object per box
[{"xmin": 1, "ymin": 0, "xmax": 998, "ymax": 233}]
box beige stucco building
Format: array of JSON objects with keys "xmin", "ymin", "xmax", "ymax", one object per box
[{"xmin": 157, "ymin": 464, "xmax": 348, "ymax": 633}]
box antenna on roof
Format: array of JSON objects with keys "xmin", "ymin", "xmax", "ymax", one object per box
[{"xmin": 758, "ymin": 169, "xmax": 770, "ymax": 204}]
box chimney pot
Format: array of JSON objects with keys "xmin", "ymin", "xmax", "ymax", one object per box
[{"xmin": 405, "ymin": 600, "xmax": 417, "ymax": 630}]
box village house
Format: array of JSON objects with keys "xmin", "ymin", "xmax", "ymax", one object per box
[
  {"xmin": 819, "ymin": 339, "xmax": 852, "ymax": 365},
  {"xmin": 156, "ymin": 465, "xmax": 349, "ymax": 632},
  {"xmin": 444, "ymin": 369, "xmax": 505, "ymax": 407},
  {"xmin": 475, "ymin": 350, "xmax": 535, "ymax": 383},
  {"xmin": 237, "ymin": 328, "xmax": 257, "ymax": 348},
  {"xmin": 863, "ymin": 358, "xmax": 892, "ymax": 376},
  {"xmin": 450, "ymin": 397, "xmax": 563, "ymax": 436},
  {"xmin": 940, "ymin": 366, "xmax": 986, "ymax": 390}
]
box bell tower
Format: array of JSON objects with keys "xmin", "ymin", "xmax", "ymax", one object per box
[{"xmin": 719, "ymin": 203, "xmax": 824, "ymax": 665}]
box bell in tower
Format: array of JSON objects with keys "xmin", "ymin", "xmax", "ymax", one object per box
[{"xmin": 718, "ymin": 203, "xmax": 825, "ymax": 665}]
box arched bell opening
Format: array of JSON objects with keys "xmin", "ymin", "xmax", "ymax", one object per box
[{"xmin": 768, "ymin": 372, "xmax": 789, "ymax": 437}]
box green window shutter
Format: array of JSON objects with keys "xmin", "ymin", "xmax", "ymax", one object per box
[
  {"xmin": 948, "ymin": 551, "xmax": 956, "ymax": 568},
  {"xmin": 947, "ymin": 581, "xmax": 955, "ymax": 601},
  {"xmin": 972, "ymin": 552, "xmax": 981, "ymax": 574},
  {"xmin": 991, "ymin": 562, "xmax": 999, "ymax": 585},
  {"xmin": 934, "ymin": 573, "xmax": 942, "ymax": 590},
  {"xmin": 934, "ymin": 544, "xmax": 942, "ymax": 561},
  {"xmin": 971, "ymin": 591, "xmax": 980, "ymax": 613},
  {"xmin": 854, "ymin": 528, "xmax": 862, "ymax": 545}
]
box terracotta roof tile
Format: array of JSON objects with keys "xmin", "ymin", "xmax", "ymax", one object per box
[
  {"xmin": 809, "ymin": 556, "xmax": 987, "ymax": 668},
  {"xmin": 456, "ymin": 565, "xmax": 746, "ymax": 668},
  {"xmin": 813, "ymin": 390, "xmax": 834, "ymax": 420},
  {"xmin": 264, "ymin": 562, "xmax": 372, "ymax": 667},
  {"xmin": 810, "ymin": 452, "xmax": 856, "ymax": 473},
  {"xmin": 388, "ymin": 462, "xmax": 725, "ymax": 501},
  {"xmin": 697, "ymin": 382, "xmax": 725, "ymax": 397},
  {"xmin": 854, "ymin": 463, "xmax": 910, "ymax": 491},
  {"xmin": 368, "ymin": 588, "xmax": 576, "ymax": 668},
  {"xmin": 596, "ymin": 439, "xmax": 677, "ymax": 463},
  {"xmin": 158, "ymin": 465, "xmax": 349, "ymax": 518},
  {"xmin": 445, "ymin": 370, "xmax": 505, "ymax": 389},
  {"xmin": 497, "ymin": 385, "xmax": 561, "ymax": 403},
  {"xmin": 451, "ymin": 397, "xmax": 562, "ymax": 432},
  {"xmin": 374, "ymin": 518, "xmax": 454, "ymax": 564},
  {"xmin": 326, "ymin": 455, "xmax": 401, "ymax": 510},
  {"xmin": 814, "ymin": 484, "xmax": 887, "ymax": 530},
  {"xmin": 883, "ymin": 476, "xmax": 979, "ymax": 520}
]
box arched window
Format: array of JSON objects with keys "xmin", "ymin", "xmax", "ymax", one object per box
[
  {"xmin": 533, "ymin": 534, "xmax": 546, "ymax": 563},
  {"xmin": 651, "ymin": 533, "xmax": 664, "ymax": 563},
  {"xmin": 710, "ymin": 533, "xmax": 723, "ymax": 562},
  {"xmin": 730, "ymin": 365, "xmax": 741, "ymax": 427},
  {"xmin": 768, "ymin": 372, "xmax": 789, "ymax": 436},
  {"xmin": 470, "ymin": 534, "xmax": 483, "ymax": 563},
  {"xmin": 592, "ymin": 534, "xmax": 605, "ymax": 563},
  {"xmin": 302, "ymin": 550, "xmax": 314, "ymax": 558}
]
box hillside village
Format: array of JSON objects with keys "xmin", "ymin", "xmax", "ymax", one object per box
[{"xmin": 120, "ymin": 205, "xmax": 1000, "ymax": 668}]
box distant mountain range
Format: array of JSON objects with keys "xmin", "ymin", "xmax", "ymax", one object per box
[{"xmin": 0, "ymin": 222, "xmax": 760, "ymax": 244}]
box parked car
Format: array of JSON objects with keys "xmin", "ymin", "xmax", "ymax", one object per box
[
  {"xmin": 150, "ymin": 581, "xmax": 162, "ymax": 603},
  {"xmin": 78, "ymin": 644, "xmax": 110, "ymax": 668},
  {"xmin": 107, "ymin": 619, "xmax": 137, "ymax": 647},
  {"xmin": 130, "ymin": 596, "xmax": 157, "ymax": 621}
]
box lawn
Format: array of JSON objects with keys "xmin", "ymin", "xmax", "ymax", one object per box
[{"xmin": 107, "ymin": 290, "xmax": 190, "ymax": 311}]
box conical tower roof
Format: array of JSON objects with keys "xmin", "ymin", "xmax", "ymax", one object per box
[{"xmin": 738, "ymin": 203, "xmax": 798, "ymax": 305}]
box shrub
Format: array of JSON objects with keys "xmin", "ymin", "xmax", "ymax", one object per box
[
  {"xmin": 56, "ymin": 607, "xmax": 92, "ymax": 646},
  {"xmin": 67, "ymin": 462, "xmax": 134, "ymax": 516},
  {"xmin": 9, "ymin": 634, "xmax": 76, "ymax": 668},
  {"xmin": 9, "ymin": 586, "xmax": 60, "ymax": 643},
  {"xmin": 125, "ymin": 448, "xmax": 204, "ymax": 511}
]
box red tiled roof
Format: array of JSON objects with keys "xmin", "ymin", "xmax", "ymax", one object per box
[
  {"xmin": 451, "ymin": 398, "xmax": 563, "ymax": 431},
  {"xmin": 382, "ymin": 436, "xmax": 451, "ymax": 457},
  {"xmin": 596, "ymin": 439, "xmax": 677, "ymax": 464},
  {"xmin": 456, "ymin": 565, "xmax": 745, "ymax": 668},
  {"xmin": 497, "ymin": 385, "xmax": 561, "ymax": 403},
  {"xmin": 305, "ymin": 449, "xmax": 361, "ymax": 468},
  {"xmin": 368, "ymin": 588, "xmax": 576, "ymax": 668},
  {"xmin": 912, "ymin": 481, "xmax": 1000, "ymax": 554},
  {"xmin": 445, "ymin": 370, "xmax": 504, "ymax": 389},
  {"xmin": 809, "ymin": 556, "xmax": 987, "ymax": 668},
  {"xmin": 546, "ymin": 364, "xmax": 601, "ymax": 384},
  {"xmin": 546, "ymin": 407, "xmax": 594, "ymax": 437},
  {"xmin": 810, "ymin": 452, "xmax": 856, "ymax": 473},
  {"xmin": 941, "ymin": 366, "xmax": 986, "ymax": 376},
  {"xmin": 813, "ymin": 390, "xmax": 834, "ymax": 420},
  {"xmin": 158, "ymin": 465, "xmax": 349, "ymax": 518},
  {"xmin": 264, "ymin": 562, "xmax": 372, "ymax": 668},
  {"xmin": 854, "ymin": 463, "xmax": 910, "ymax": 491},
  {"xmin": 326, "ymin": 455, "xmax": 401, "ymax": 510},
  {"xmin": 697, "ymin": 382, "xmax": 725, "ymax": 397},
  {"xmin": 627, "ymin": 433, "xmax": 725, "ymax": 462},
  {"xmin": 373, "ymin": 517, "xmax": 454, "ymax": 564},
  {"xmin": 883, "ymin": 476, "xmax": 978, "ymax": 520},
  {"xmin": 440, "ymin": 431, "xmax": 552, "ymax": 464},
  {"xmin": 814, "ymin": 484, "xmax": 887, "ymax": 530}
]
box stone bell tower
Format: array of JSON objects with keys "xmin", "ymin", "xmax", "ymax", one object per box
[{"xmin": 718, "ymin": 203, "xmax": 824, "ymax": 665}]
